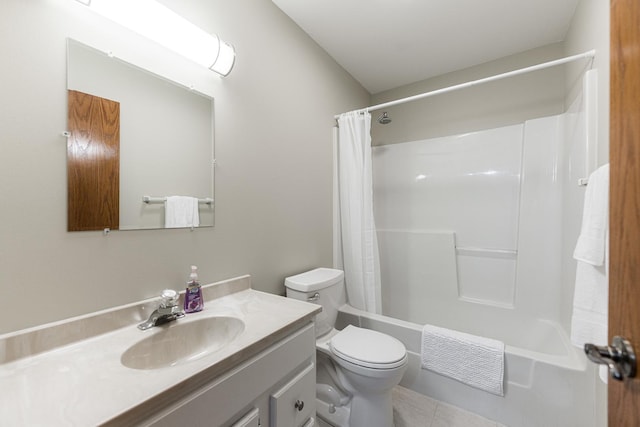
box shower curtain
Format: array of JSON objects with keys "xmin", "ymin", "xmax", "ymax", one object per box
[{"xmin": 334, "ymin": 112, "xmax": 381, "ymax": 314}]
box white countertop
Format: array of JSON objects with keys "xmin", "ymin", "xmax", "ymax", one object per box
[{"xmin": 0, "ymin": 275, "xmax": 320, "ymax": 426}]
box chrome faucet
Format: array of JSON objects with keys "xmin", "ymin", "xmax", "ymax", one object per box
[{"xmin": 138, "ymin": 289, "xmax": 185, "ymax": 330}]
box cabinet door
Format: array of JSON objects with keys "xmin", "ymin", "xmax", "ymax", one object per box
[
  {"xmin": 144, "ymin": 324, "xmax": 315, "ymax": 427},
  {"xmin": 270, "ymin": 363, "xmax": 315, "ymax": 426}
]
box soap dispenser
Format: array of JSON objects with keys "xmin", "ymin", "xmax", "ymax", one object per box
[{"xmin": 184, "ymin": 265, "xmax": 204, "ymax": 313}]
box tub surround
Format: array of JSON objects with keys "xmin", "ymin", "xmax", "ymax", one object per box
[
  {"xmin": 0, "ymin": 275, "xmax": 320, "ymax": 426},
  {"xmin": 337, "ymin": 305, "xmax": 597, "ymax": 427}
]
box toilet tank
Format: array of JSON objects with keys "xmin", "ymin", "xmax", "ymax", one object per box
[{"xmin": 284, "ymin": 268, "xmax": 345, "ymax": 337}]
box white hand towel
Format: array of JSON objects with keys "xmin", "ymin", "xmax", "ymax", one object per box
[
  {"xmin": 421, "ymin": 324, "xmax": 504, "ymax": 396},
  {"xmin": 573, "ymin": 164, "xmax": 609, "ymax": 266},
  {"xmin": 570, "ymin": 163, "xmax": 609, "ymax": 382},
  {"xmin": 165, "ymin": 196, "xmax": 200, "ymax": 228}
]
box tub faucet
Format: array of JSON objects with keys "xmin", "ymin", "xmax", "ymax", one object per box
[{"xmin": 138, "ymin": 289, "xmax": 185, "ymax": 330}]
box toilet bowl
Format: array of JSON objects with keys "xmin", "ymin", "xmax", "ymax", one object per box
[{"xmin": 285, "ymin": 268, "xmax": 408, "ymax": 427}]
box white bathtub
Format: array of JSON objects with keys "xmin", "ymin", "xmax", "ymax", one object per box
[{"xmin": 336, "ymin": 304, "xmax": 600, "ymax": 427}]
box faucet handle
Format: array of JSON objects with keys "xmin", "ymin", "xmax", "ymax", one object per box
[{"xmin": 160, "ymin": 289, "xmax": 179, "ymax": 308}]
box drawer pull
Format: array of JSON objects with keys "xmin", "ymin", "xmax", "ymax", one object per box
[{"xmin": 294, "ymin": 400, "xmax": 305, "ymax": 411}]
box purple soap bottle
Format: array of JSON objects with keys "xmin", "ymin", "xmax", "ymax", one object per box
[{"xmin": 184, "ymin": 265, "xmax": 204, "ymax": 313}]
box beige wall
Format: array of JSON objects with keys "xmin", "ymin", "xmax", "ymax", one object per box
[
  {"xmin": 0, "ymin": 0, "xmax": 369, "ymax": 334},
  {"xmin": 368, "ymin": 2, "xmax": 607, "ymax": 151},
  {"xmin": 369, "ymin": 43, "xmax": 567, "ymax": 145}
]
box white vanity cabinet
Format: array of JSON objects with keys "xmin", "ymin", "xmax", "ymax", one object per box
[
  {"xmin": 144, "ymin": 322, "xmax": 316, "ymax": 427},
  {"xmin": 0, "ymin": 278, "xmax": 321, "ymax": 426}
]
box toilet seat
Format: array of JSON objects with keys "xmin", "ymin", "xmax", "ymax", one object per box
[{"xmin": 330, "ymin": 325, "xmax": 407, "ymax": 369}]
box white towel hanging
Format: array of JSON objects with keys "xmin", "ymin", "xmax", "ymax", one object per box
[
  {"xmin": 570, "ymin": 163, "xmax": 609, "ymax": 383},
  {"xmin": 573, "ymin": 164, "xmax": 609, "ymax": 265}
]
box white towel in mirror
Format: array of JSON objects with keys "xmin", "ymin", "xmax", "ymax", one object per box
[{"xmin": 165, "ymin": 196, "xmax": 200, "ymax": 228}]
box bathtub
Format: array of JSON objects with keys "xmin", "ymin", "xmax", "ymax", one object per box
[{"xmin": 336, "ymin": 304, "xmax": 600, "ymax": 427}]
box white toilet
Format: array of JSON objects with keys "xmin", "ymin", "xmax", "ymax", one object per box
[{"xmin": 285, "ymin": 268, "xmax": 407, "ymax": 427}]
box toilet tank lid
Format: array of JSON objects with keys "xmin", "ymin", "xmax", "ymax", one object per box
[{"xmin": 284, "ymin": 268, "xmax": 344, "ymax": 292}]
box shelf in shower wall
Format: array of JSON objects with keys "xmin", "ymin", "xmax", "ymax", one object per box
[{"xmin": 455, "ymin": 247, "xmax": 517, "ymax": 259}]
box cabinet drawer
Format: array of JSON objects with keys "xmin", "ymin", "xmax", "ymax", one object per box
[
  {"xmin": 270, "ymin": 363, "xmax": 315, "ymax": 427},
  {"xmin": 231, "ymin": 408, "xmax": 260, "ymax": 427}
]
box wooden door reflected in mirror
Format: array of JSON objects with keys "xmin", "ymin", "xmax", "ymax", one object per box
[{"xmin": 67, "ymin": 90, "xmax": 120, "ymax": 231}]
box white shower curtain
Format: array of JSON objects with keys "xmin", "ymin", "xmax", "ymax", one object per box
[{"xmin": 334, "ymin": 111, "xmax": 381, "ymax": 314}]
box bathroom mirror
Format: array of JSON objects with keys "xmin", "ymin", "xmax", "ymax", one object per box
[{"xmin": 66, "ymin": 39, "xmax": 214, "ymax": 231}]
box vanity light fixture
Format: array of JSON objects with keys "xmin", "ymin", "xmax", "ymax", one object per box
[{"xmin": 75, "ymin": 0, "xmax": 236, "ymax": 76}]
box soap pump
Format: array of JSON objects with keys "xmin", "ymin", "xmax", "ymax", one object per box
[{"xmin": 184, "ymin": 265, "xmax": 204, "ymax": 313}]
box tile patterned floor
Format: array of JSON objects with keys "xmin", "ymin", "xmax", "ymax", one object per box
[
  {"xmin": 316, "ymin": 385, "xmax": 506, "ymax": 427},
  {"xmin": 392, "ymin": 386, "xmax": 506, "ymax": 427}
]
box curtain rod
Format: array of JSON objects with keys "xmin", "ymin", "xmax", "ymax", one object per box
[{"xmin": 335, "ymin": 49, "xmax": 596, "ymax": 119}]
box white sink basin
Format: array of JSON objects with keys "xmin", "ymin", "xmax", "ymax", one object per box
[{"xmin": 121, "ymin": 316, "xmax": 245, "ymax": 370}]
